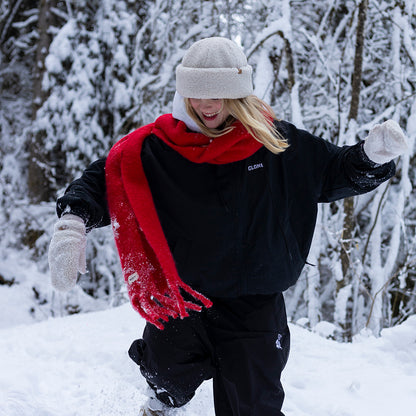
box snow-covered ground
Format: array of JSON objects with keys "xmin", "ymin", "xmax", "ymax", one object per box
[{"xmin": 0, "ymin": 290, "xmax": 415, "ymax": 416}]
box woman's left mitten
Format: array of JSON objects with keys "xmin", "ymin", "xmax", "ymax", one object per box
[{"xmin": 363, "ymin": 120, "xmax": 408, "ymax": 164}]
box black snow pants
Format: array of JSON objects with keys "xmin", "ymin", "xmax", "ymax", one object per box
[{"xmin": 128, "ymin": 293, "xmax": 290, "ymax": 416}]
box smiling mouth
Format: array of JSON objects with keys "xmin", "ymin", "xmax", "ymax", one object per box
[
  {"xmin": 202, "ymin": 104, "xmax": 224, "ymax": 120},
  {"xmin": 202, "ymin": 111, "xmax": 221, "ymax": 120}
]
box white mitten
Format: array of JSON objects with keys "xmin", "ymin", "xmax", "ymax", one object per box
[
  {"xmin": 48, "ymin": 214, "xmax": 87, "ymax": 291},
  {"xmin": 363, "ymin": 119, "xmax": 408, "ymax": 164}
]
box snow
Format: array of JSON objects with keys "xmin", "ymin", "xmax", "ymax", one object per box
[
  {"xmin": 44, "ymin": 55, "xmax": 63, "ymax": 75},
  {"xmin": 253, "ymin": 48, "xmax": 274, "ymax": 102},
  {"xmin": 284, "ymin": 318, "xmax": 416, "ymax": 416},
  {"xmin": 0, "ymin": 293, "xmax": 415, "ymax": 416},
  {"xmin": 49, "ymin": 20, "xmax": 75, "ymax": 62},
  {"xmin": 1, "ymin": 1, "xmax": 416, "ymax": 414}
]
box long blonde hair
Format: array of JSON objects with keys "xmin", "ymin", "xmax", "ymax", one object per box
[{"xmin": 184, "ymin": 95, "xmax": 288, "ymax": 154}]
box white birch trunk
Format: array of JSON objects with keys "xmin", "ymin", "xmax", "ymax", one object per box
[{"xmin": 366, "ymin": 6, "xmax": 412, "ymax": 334}]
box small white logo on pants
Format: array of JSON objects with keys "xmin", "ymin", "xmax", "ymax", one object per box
[{"xmin": 276, "ymin": 334, "xmax": 283, "ymax": 350}]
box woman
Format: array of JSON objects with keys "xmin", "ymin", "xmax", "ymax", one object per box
[{"xmin": 48, "ymin": 37, "xmax": 407, "ymax": 416}]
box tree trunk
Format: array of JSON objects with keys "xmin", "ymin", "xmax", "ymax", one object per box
[
  {"xmin": 336, "ymin": 0, "xmax": 369, "ymax": 342},
  {"xmin": 28, "ymin": 0, "xmax": 60, "ymax": 202},
  {"xmin": 348, "ymin": 0, "xmax": 368, "ymax": 122}
]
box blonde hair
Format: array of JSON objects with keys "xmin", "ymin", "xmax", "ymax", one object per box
[{"xmin": 184, "ymin": 95, "xmax": 288, "ymax": 154}]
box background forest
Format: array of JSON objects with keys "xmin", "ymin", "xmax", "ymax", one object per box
[{"xmin": 1, "ymin": 0, "xmax": 415, "ymax": 342}]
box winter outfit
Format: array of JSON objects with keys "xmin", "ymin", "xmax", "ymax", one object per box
[
  {"xmin": 49, "ymin": 37, "xmax": 407, "ymax": 416},
  {"xmin": 105, "ymin": 114, "xmax": 264, "ymax": 328}
]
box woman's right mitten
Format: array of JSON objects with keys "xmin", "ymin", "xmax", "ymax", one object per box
[{"xmin": 48, "ymin": 214, "xmax": 87, "ymax": 291}]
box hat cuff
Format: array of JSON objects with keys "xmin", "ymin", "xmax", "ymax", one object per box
[{"xmin": 176, "ymin": 65, "xmax": 253, "ymax": 99}]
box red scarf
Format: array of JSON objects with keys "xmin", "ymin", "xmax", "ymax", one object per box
[{"xmin": 105, "ymin": 114, "xmax": 263, "ymax": 329}]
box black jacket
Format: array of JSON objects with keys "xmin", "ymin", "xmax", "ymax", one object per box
[{"xmin": 57, "ymin": 120, "xmax": 395, "ymax": 297}]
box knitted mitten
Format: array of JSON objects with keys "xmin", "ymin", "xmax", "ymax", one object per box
[
  {"xmin": 48, "ymin": 214, "xmax": 87, "ymax": 291},
  {"xmin": 363, "ymin": 119, "xmax": 408, "ymax": 164}
]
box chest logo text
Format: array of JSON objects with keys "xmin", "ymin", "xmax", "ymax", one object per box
[{"xmin": 248, "ymin": 162, "xmax": 264, "ymax": 171}]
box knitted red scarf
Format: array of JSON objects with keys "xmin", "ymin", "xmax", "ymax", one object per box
[{"xmin": 105, "ymin": 114, "xmax": 263, "ymax": 329}]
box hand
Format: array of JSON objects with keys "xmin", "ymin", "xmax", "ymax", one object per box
[
  {"xmin": 48, "ymin": 214, "xmax": 87, "ymax": 291},
  {"xmin": 363, "ymin": 119, "xmax": 408, "ymax": 164}
]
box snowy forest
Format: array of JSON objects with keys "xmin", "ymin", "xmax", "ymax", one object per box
[{"xmin": 1, "ymin": 0, "xmax": 415, "ymax": 342}]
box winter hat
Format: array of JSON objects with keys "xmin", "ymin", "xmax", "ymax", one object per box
[{"xmin": 176, "ymin": 37, "xmax": 253, "ymax": 99}]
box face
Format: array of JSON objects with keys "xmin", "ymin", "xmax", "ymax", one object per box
[{"xmin": 189, "ymin": 98, "xmax": 230, "ymax": 129}]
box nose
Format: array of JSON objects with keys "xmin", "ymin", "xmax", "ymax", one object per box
[{"xmin": 199, "ymin": 99, "xmax": 217, "ymax": 110}]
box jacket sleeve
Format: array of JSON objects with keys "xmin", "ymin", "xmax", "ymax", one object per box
[
  {"xmin": 56, "ymin": 158, "xmax": 110, "ymax": 231},
  {"xmin": 318, "ymin": 140, "xmax": 396, "ymax": 202},
  {"xmin": 277, "ymin": 121, "xmax": 396, "ymax": 203}
]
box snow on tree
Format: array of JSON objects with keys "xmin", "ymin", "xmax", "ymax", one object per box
[{"xmin": 0, "ymin": 0, "xmax": 415, "ymax": 338}]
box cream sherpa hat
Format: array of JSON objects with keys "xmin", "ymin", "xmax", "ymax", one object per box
[{"xmin": 176, "ymin": 37, "xmax": 253, "ymax": 99}]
